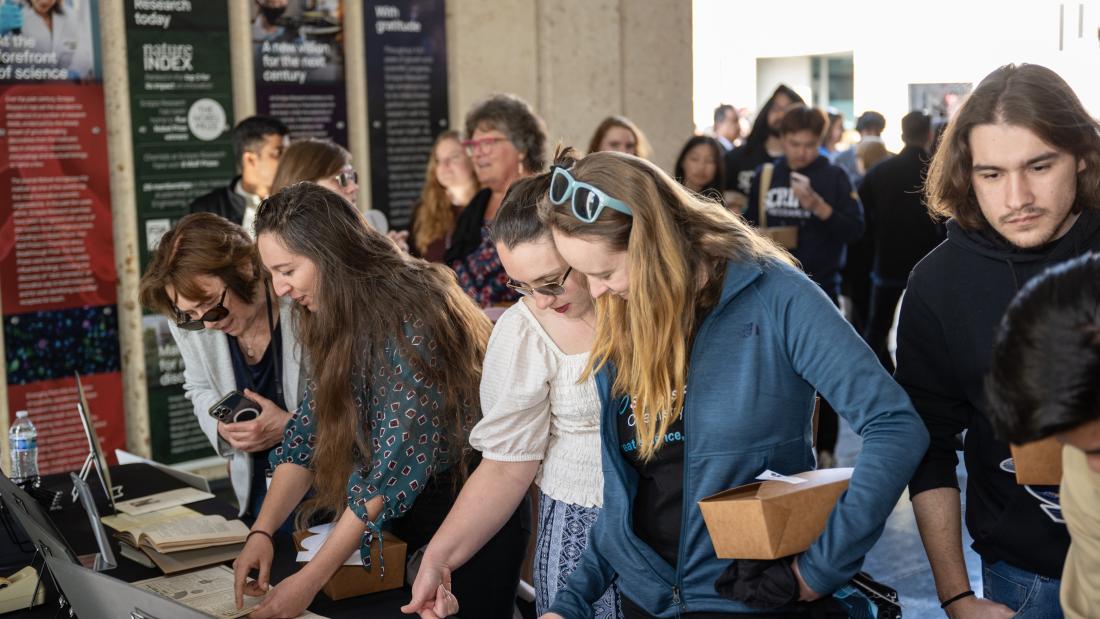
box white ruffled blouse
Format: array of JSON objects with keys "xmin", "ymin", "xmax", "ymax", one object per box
[{"xmin": 469, "ymin": 301, "xmax": 603, "ymax": 508}]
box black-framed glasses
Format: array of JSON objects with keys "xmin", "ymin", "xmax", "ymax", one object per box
[
  {"xmin": 174, "ymin": 287, "xmax": 229, "ymax": 331},
  {"xmin": 507, "ymin": 266, "xmax": 573, "ymax": 297},
  {"xmin": 549, "ymin": 166, "xmax": 633, "ymax": 223},
  {"xmin": 335, "ymin": 169, "xmax": 358, "ymax": 188}
]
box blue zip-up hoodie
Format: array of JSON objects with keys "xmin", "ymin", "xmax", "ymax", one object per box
[{"xmin": 549, "ymin": 259, "xmax": 928, "ymax": 618}]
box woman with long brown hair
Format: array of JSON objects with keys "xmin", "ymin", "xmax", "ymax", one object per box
[
  {"xmin": 232, "ymin": 183, "xmax": 527, "ymax": 619},
  {"xmin": 270, "ymin": 137, "xmax": 401, "ymax": 245},
  {"xmin": 410, "ymin": 130, "xmax": 480, "ymax": 261},
  {"xmin": 535, "ymin": 151, "xmax": 927, "ymax": 618},
  {"xmin": 587, "ymin": 116, "xmax": 652, "ymax": 160}
]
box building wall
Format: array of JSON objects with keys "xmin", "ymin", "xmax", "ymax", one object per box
[
  {"xmin": 694, "ymin": 0, "xmax": 1100, "ymax": 151},
  {"xmin": 447, "ymin": 0, "xmax": 694, "ymax": 173}
]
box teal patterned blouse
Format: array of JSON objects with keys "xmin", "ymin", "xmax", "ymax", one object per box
[{"xmin": 269, "ymin": 315, "xmax": 461, "ymax": 572}]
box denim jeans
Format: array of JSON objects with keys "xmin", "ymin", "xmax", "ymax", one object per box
[{"xmin": 981, "ymin": 560, "xmax": 1064, "ymax": 618}]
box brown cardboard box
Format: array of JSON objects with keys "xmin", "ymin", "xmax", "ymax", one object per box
[
  {"xmin": 1010, "ymin": 437, "xmax": 1063, "ymax": 485},
  {"xmin": 292, "ymin": 529, "xmax": 407, "ymax": 600},
  {"xmin": 698, "ymin": 468, "xmax": 853, "ymax": 560}
]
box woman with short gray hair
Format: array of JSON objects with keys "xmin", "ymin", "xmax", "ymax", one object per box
[{"xmin": 444, "ymin": 93, "xmax": 548, "ymax": 308}]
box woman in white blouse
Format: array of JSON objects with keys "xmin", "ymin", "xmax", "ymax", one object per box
[{"xmin": 404, "ymin": 171, "xmax": 622, "ymax": 618}]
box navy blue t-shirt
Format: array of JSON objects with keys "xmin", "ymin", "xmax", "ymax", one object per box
[
  {"xmin": 617, "ymin": 394, "xmax": 687, "ymax": 567},
  {"xmin": 227, "ymin": 323, "xmax": 286, "ymax": 503}
]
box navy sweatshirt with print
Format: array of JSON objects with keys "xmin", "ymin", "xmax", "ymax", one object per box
[{"xmin": 746, "ymin": 154, "xmax": 864, "ymax": 298}]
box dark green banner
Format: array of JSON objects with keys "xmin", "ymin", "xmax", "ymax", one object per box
[{"xmin": 126, "ymin": 0, "xmax": 235, "ymax": 464}]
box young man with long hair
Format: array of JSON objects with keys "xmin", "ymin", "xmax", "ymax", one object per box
[{"xmin": 898, "ymin": 63, "xmax": 1100, "ymax": 618}]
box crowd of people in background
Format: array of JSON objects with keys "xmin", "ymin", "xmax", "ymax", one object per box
[{"xmin": 128, "ymin": 61, "xmax": 1100, "ymax": 618}]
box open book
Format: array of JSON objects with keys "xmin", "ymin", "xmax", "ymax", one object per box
[
  {"xmin": 104, "ymin": 510, "xmax": 247, "ymax": 554},
  {"xmin": 103, "ymin": 507, "xmax": 249, "ymax": 573}
]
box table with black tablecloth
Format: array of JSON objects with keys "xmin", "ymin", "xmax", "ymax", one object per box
[{"xmin": 0, "ymin": 463, "xmax": 410, "ymax": 618}]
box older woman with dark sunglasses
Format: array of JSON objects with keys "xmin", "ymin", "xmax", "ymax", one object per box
[{"xmin": 139, "ymin": 213, "xmax": 303, "ymax": 522}]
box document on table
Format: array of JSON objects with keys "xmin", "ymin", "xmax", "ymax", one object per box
[
  {"xmin": 295, "ymin": 522, "xmax": 362, "ymax": 565},
  {"xmin": 115, "ymin": 487, "xmax": 215, "ymax": 515},
  {"xmin": 134, "ymin": 565, "xmax": 331, "ymax": 618}
]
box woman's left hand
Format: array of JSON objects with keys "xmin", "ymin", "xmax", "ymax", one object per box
[
  {"xmin": 247, "ymin": 571, "xmax": 319, "ymax": 619},
  {"xmin": 790, "ymin": 557, "xmax": 823, "ymax": 602}
]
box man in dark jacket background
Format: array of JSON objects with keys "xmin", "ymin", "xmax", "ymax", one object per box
[
  {"xmin": 745, "ymin": 104, "xmax": 864, "ymax": 469},
  {"xmin": 723, "ymin": 84, "xmax": 804, "ymax": 212},
  {"xmin": 859, "ymin": 111, "xmax": 945, "ymax": 370},
  {"xmin": 897, "ymin": 63, "xmax": 1100, "ymax": 618},
  {"xmin": 188, "ymin": 115, "xmax": 289, "ymax": 233}
]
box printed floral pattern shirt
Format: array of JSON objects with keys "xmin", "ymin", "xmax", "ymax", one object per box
[
  {"xmin": 269, "ymin": 315, "xmax": 458, "ymax": 571},
  {"xmin": 451, "ymin": 225, "xmax": 520, "ymax": 308}
]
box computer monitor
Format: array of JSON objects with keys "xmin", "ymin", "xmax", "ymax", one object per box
[
  {"xmin": 0, "ymin": 472, "xmax": 79, "ymax": 564},
  {"xmin": 45, "ymin": 556, "xmax": 210, "ymax": 619},
  {"xmin": 74, "ymin": 372, "xmax": 120, "ymax": 511}
]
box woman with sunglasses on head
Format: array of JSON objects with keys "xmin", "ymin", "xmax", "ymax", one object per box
[
  {"xmin": 445, "ymin": 93, "xmax": 548, "ymax": 308},
  {"xmin": 405, "ymin": 165, "xmax": 623, "ymax": 619},
  {"xmin": 270, "ymin": 137, "xmax": 408, "ymax": 249},
  {"xmin": 536, "ymin": 151, "xmax": 928, "ymax": 619},
  {"xmin": 139, "ymin": 213, "xmax": 302, "ymax": 523},
  {"xmin": 233, "ymin": 183, "xmax": 528, "ymax": 619}
]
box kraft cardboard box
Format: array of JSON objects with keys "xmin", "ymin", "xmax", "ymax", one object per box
[
  {"xmin": 1010, "ymin": 437, "xmax": 1063, "ymax": 485},
  {"xmin": 292, "ymin": 529, "xmax": 407, "ymax": 600},
  {"xmin": 698, "ymin": 468, "xmax": 853, "ymax": 560}
]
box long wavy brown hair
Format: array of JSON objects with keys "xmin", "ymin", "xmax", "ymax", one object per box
[
  {"xmin": 270, "ymin": 138, "xmax": 350, "ymax": 194},
  {"xmin": 255, "ymin": 183, "xmax": 491, "ymax": 525},
  {"xmin": 412, "ymin": 131, "xmax": 478, "ymax": 254},
  {"xmin": 926, "ymin": 63, "xmax": 1100, "ymax": 230},
  {"xmin": 540, "ymin": 151, "xmax": 796, "ymax": 461}
]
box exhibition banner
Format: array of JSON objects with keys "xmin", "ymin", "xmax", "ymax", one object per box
[
  {"xmin": 363, "ymin": 0, "xmax": 449, "ymax": 228},
  {"xmin": 0, "ymin": 0, "xmax": 126, "ymax": 473},
  {"xmin": 253, "ymin": 1, "xmax": 348, "ymax": 145},
  {"xmin": 125, "ymin": 0, "xmax": 235, "ymax": 463}
]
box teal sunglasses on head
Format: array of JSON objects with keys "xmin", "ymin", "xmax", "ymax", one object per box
[{"xmin": 549, "ymin": 166, "xmax": 633, "ymax": 223}]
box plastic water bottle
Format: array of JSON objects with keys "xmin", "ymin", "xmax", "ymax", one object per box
[{"xmin": 9, "ymin": 410, "xmax": 39, "ymax": 488}]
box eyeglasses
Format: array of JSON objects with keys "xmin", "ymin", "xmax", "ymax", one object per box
[
  {"xmin": 507, "ymin": 266, "xmax": 573, "ymax": 297},
  {"xmin": 334, "ymin": 169, "xmax": 358, "ymax": 188},
  {"xmin": 174, "ymin": 287, "xmax": 230, "ymax": 331},
  {"xmin": 549, "ymin": 166, "xmax": 633, "ymax": 223},
  {"xmin": 461, "ymin": 136, "xmax": 507, "ymax": 157}
]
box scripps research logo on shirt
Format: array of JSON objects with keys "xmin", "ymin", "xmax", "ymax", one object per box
[
  {"xmin": 999, "ymin": 457, "xmax": 1063, "ymax": 523},
  {"xmin": 765, "ymin": 187, "xmax": 813, "ymax": 220}
]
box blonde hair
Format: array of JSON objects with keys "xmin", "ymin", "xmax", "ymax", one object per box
[
  {"xmin": 412, "ymin": 131, "xmax": 479, "ymax": 254},
  {"xmin": 857, "ymin": 141, "xmax": 891, "ymax": 175},
  {"xmin": 540, "ymin": 151, "xmax": 795, "ymax": 461}
]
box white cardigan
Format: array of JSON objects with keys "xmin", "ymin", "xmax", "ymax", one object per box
[{"xmin": 169, "ymin": 297, "xmax": 302, "ymax": 515}]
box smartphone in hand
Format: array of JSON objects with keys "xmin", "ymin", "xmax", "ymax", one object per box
[{"xmin": 209, "ymin": 391, "xmax": 261, "ymax": 423}]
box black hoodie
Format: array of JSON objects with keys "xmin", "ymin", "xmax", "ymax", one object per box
[{"xmin": 897, "ymin": 208, "xmax": 1100, "ymax": 578}]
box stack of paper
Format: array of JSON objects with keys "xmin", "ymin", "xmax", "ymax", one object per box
[
  {"xmin": 102, "ymin": 499, "xmax": 249, "ymax": 573},
  {"xmin": 295, "ymin": 523, "xmax": 362, "ymax": 566}
]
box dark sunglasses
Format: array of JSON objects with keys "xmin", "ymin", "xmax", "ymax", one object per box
[
  {"xmin": 174, "ymin": 287, "xmax": 230, "ymax": 331},
  {"xmin": 507, "ymin": 266, "xmax": 573, "ymax": 297},
  {"xmin": 335, "ymin": 169, "xmax": 358, "ymax": 188}
]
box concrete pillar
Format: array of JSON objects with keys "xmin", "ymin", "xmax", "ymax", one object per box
[
  {"xmin": 98, "ymin": 0, "xmax": 149, "ymax": 456},
  {"xmin": 445, "ymin": 0, "xmax": 693, "ymax": 173}
]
